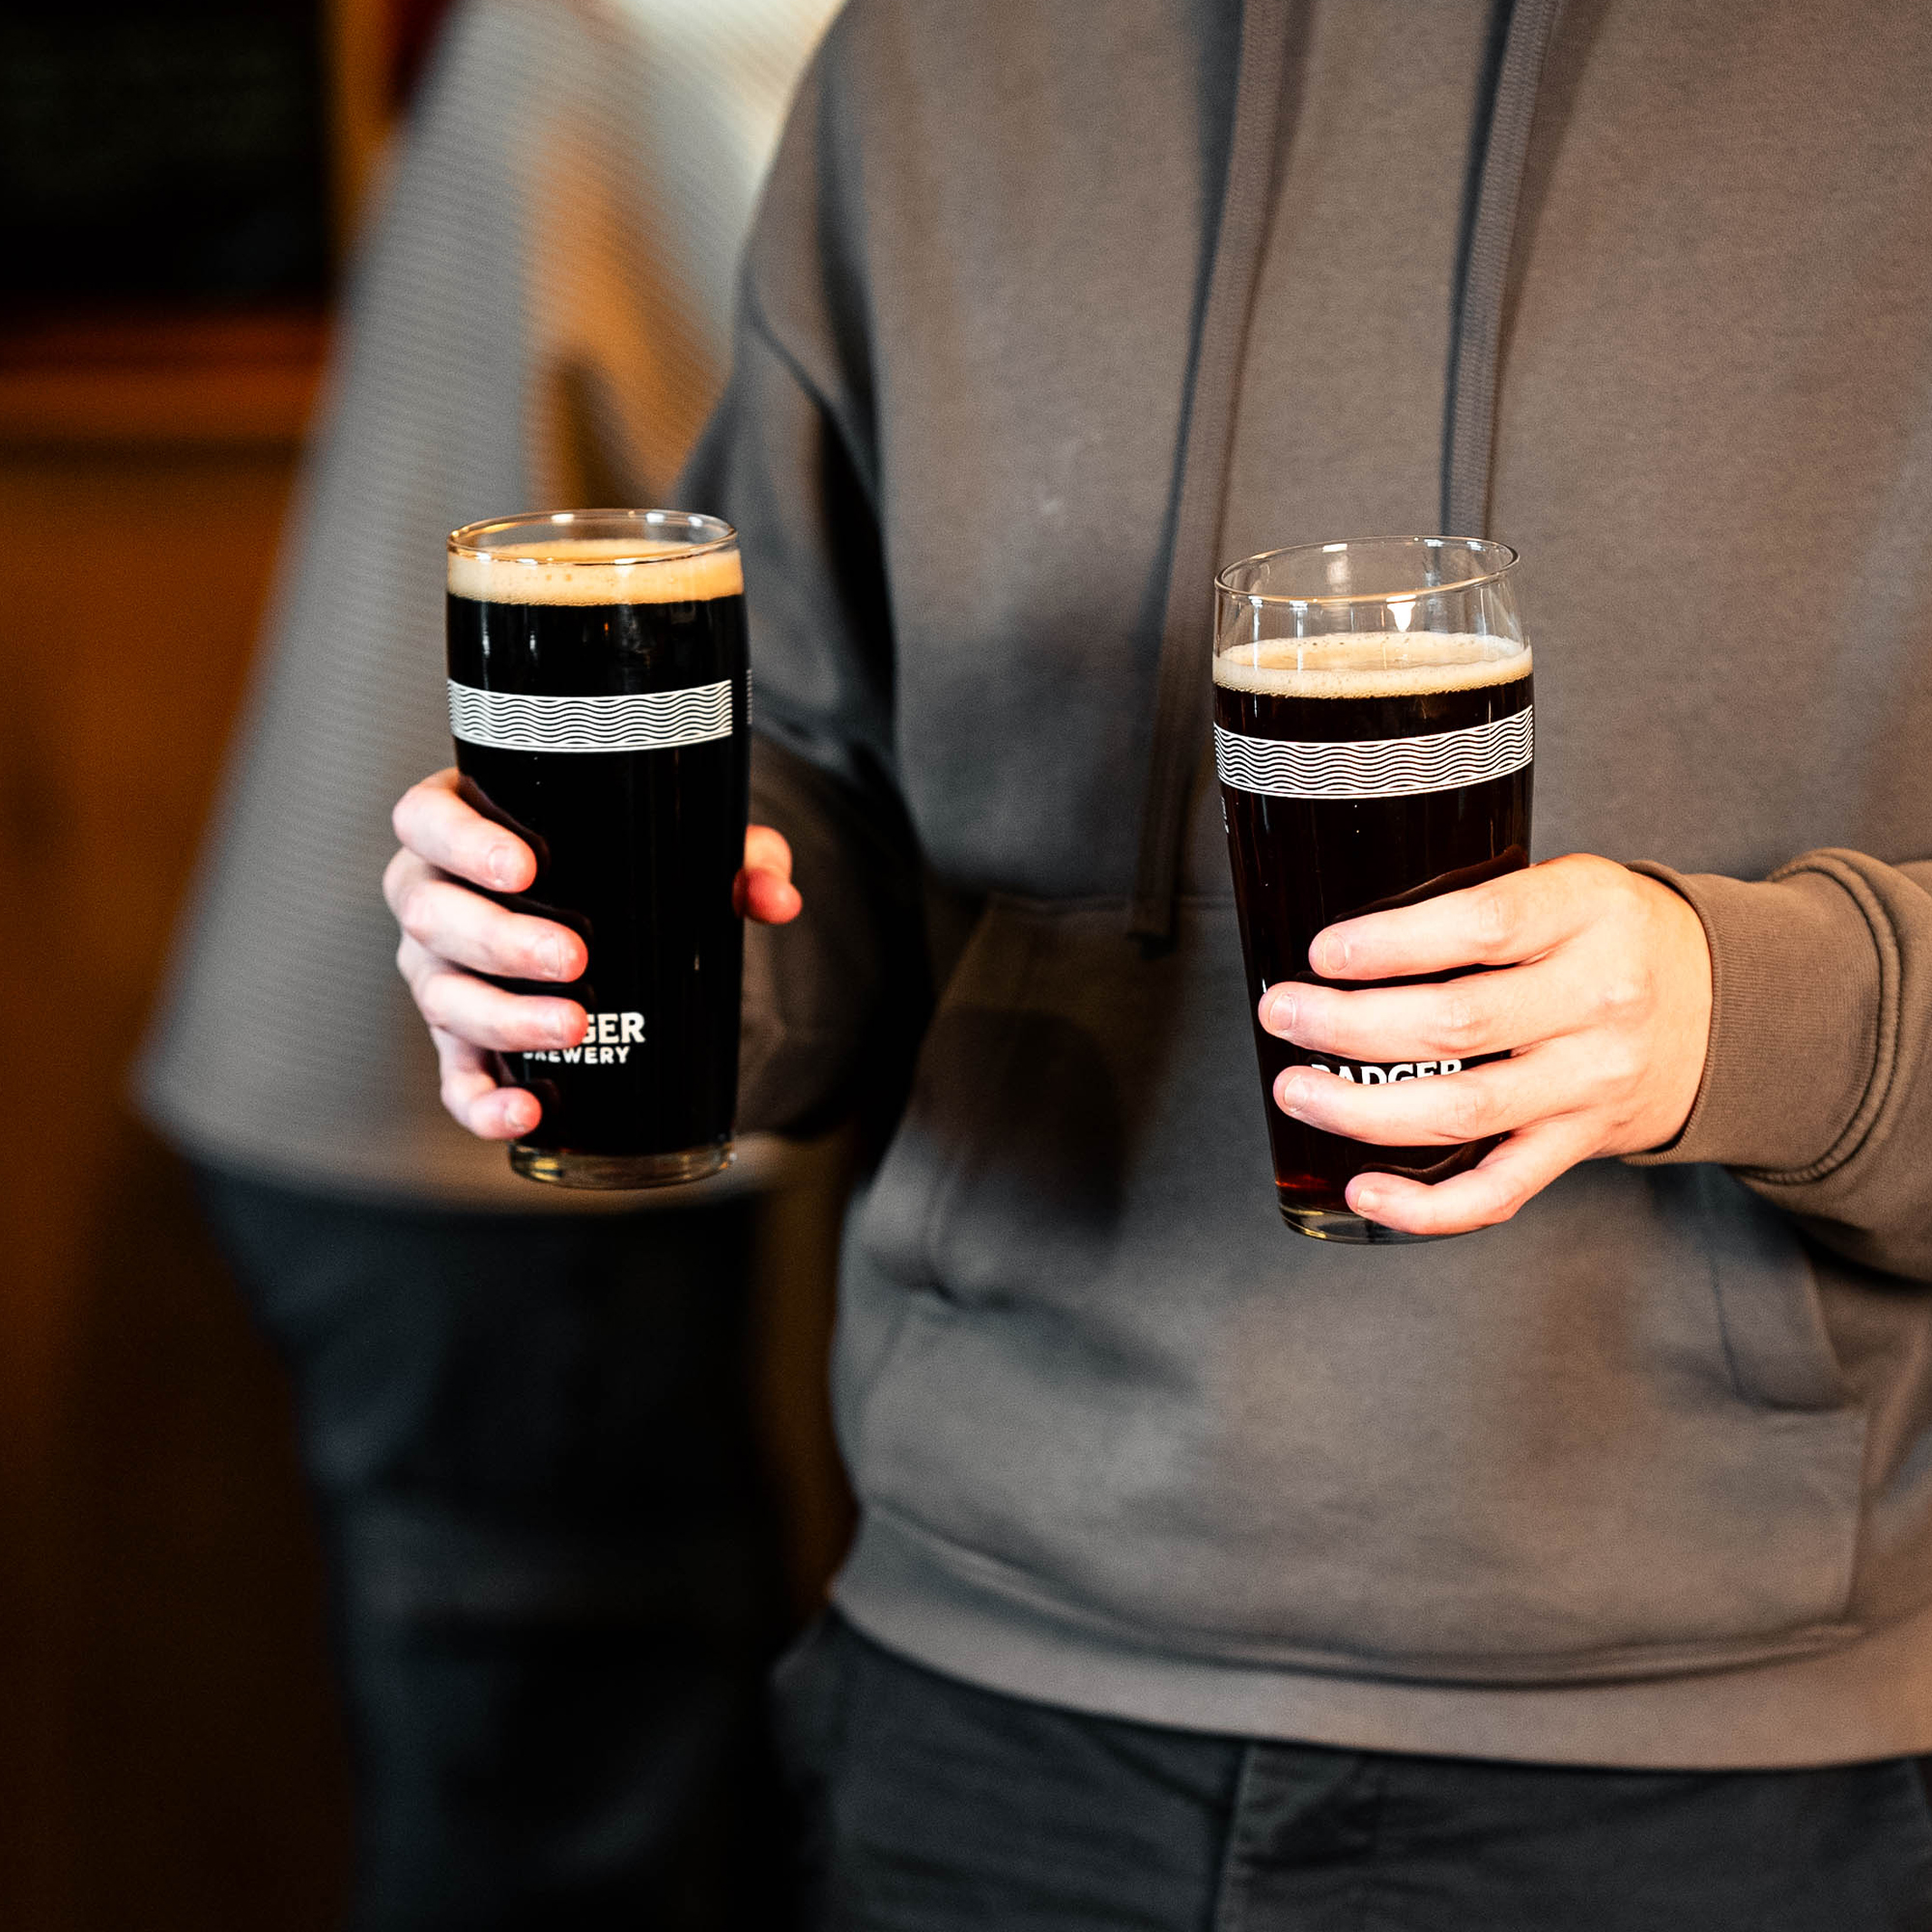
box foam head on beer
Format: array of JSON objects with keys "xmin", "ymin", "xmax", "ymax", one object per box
[
  {"xmin": 447, "ymin": 535, "xmax": 745, "ymax": 605},
  {"xmin": 1211, "ymin": 632, "xmax": 1531, "ymax": 696}
]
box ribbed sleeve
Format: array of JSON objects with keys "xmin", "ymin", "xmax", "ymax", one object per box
[{"xmin": 1629, "ymin": 853, "xmax": 1932, "ymax": 1282}]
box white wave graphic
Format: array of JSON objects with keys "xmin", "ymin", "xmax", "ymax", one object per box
[
  {"xmin": 1215, "ymin": 707, "xmax": 1533, "ymax": 800},
  {"xmin": 448, "ymin": 679, "xmax": 734, "ymax": 753}
]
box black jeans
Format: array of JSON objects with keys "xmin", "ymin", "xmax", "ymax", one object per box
[
  {"xmin": 775, "ymin": 1613, "xmax": 1932, "ymax": 1931},
  {"xmin": 198, "ymin": 1166, "xmax": 789, "ymax": 1932}
]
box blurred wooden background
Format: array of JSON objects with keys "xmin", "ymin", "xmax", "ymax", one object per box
[
  {"xmin": 0, "ymin": 6, "xmax": 852, "ymax": 1926},
  {"xmin": 0, "ymin": 305, "xmax": 352, "ymax": 1932}
]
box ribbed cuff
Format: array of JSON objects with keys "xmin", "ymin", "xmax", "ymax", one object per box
[{"xmin": 1625, "ymin": 863, "xmax": 1883, "ymax": 1177}]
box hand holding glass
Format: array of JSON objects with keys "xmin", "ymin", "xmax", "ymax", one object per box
[
  {"xmin": 440, "ymin": 511, "xmax": 755, "ymax": 1187},
  {"xmin": 1214, "ymin": 537, "xmax": 1534, "ymax": 1243}
]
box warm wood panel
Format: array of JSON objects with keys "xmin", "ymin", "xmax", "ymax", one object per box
[
  {"xmin": 0, "ymin": 312, "xmax": 326, "ymax": 446},
  {"xmin": 0, "ymin": 420, "xmax": 354, "ymax": 1932}
]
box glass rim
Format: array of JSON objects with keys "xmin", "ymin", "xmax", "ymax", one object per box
[
  {"xmin": 447, "ymin": 507, "xmax": 737, "ymax": 566},
  {"xmin": 1215, "ymin": 535, "xmax": 1519, "ymax": 610}
]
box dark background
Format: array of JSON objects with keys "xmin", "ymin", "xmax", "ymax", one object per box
[{"xmin": 0, "ymin": 0, "xmax": 331, "ymax": 306}]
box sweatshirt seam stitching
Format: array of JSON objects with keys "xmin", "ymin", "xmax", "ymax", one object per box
[
  {"xmin": 1208, "ymin": 1745, "xmax": 1264, "ymax": 1932},
  {"xmin": 739, "ymin": 276, "xmax": 879, "ymax": 509},
  {"xmin": 1354, "ymin": 1762, "xmax": 1396, "ymax": 1932}
]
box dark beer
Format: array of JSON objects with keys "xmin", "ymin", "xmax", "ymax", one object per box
[
  {"xmin": 1214, "ymin": 634, "xmax": 1533, "ymax": 1233},
  {"xmin": 446, "ymin": 519, "xmax": 749, "ymax": 1187}
]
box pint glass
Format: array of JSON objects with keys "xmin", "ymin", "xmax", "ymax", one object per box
[
  {"xmin": 446, "ymin": 510, "xmax": 750, "ymax": 1188},
  {"xmin": 1213, "ymin": 537, "xmax": 1533, "ymax": 1242}
]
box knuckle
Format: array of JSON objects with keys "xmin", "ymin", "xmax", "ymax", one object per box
[
  {"xmin": 1482, "ymin": 1187, "xmax": 1526, "ymax": 1228},
  {"xmin": 748, "ymin": 827, "xmax": 794, "ymax": 879},
  {"xmin": 1441, "ymin": 1079, "xmax": 1496, "ymax": 1142},
  {"xmin": 1598, "ymin": 1038, "xmax": 1646, "ymax": 1092},
  {"xmin": 1605, "ymin": 855, "xmax": 1645, "ymax": 897},
  {"xmin": 486, "ymin": 923, "xmax": 523, "ymax": 976},
  {"xmin": 384, "ymin": 851, "xmax": 428, "ymax": 917},
  {"xmin": 440, "ymin": 1082, "xmax": 480, "ymax": 1127},
  {"xmin": 1594, "ymin": 968, "xmax": 1652, "ymax": 1025},
  {"xmin": 397, "ymin": 879, "xmax": 436, "ymax": 940},
  {"xmin": 395, "ymin": 934, "xmax": 435, "ymax": 992},
  {"xmin": 1461, "ymin": 1170, "xmax": 1526, "ymax": 1227},
  {"xmin": 392, "ymin": 782, "xmax": 432, "ymax": 840},
  {"xmin": 1435, "ymin": 992, "xmax": 1484, "ymax": 1053},
  {"xmin": 415, "ymin": 972, "xmax": 458, "ymax": 1030},
  {"xmin": 1472, "ymin": 886, "xmax": 1518, "ymax": 952},
  {"xmin": 1604, "ymin": 863, "xmax": 1652, "ymax": 923}
]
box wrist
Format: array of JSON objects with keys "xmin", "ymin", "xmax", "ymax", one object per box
[{"xmin": 1634, "ymin": 869, "xmax": 1713, "ymax": 1151}]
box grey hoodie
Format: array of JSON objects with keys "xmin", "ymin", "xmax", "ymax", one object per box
[{"xmin": 694, "ymin": 0, "xmax": 1932, "ymax": 1767}]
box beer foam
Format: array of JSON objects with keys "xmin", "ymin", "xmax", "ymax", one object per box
[
  {"xmin": 1213, "ymin": 633, "xmax": 1530, "ymax": 698},
  {"xmin": 448, "ymin": 537, "xmax": 744, "ymax": 606}
]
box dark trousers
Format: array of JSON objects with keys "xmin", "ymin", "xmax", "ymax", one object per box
[
  {"xmin": 197, "ymin": 1167, "xmax": 789, "ymax": 1932},
  {"xmin": 776, "ymin": 1612, "xmax": 1932, "ymax": 1931}
]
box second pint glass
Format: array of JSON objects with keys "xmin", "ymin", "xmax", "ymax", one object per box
[
  {"xmin": 1214, "ymin": 537, "xmax": 1533, "ymax": 1243},
  {"xmin": 446, "ymin": 510, "xmax": 750, "ymax": 1189}
]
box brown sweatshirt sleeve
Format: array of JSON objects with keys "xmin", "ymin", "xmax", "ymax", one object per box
[{"xmin": 1627, "ymin": 851, "xmax": 1932, "ymax": 1282}]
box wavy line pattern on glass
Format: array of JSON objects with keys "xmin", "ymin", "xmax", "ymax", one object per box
[
  {"xmin": 1213, "ymin": 707, "xmax": 1532, "ymax": 800},
  {"xmin": 447, "ymin": 679, "xmax": 734, "ymax": 753}
]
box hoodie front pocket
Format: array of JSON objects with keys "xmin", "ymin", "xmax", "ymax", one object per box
[
  {"xmin": 858, "ymin": 901, "xmax": 1134, "ymax": 1304},
  {"xmin": 1672, "ymin": 1163, "xmax": 1850, "ymax": 1412},
  {"xmin": 844, "ymin": 896, "xmax": 1870, "ymax": 1684}
]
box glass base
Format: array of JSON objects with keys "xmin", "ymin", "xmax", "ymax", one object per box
[
  {"xmin": 510, "ymin": 1139, "xmax": 732, "ymax": 1190},
  {"xmin": 1280, "ymin": 1204, "xmax": 1446, "ymax": 1244}
]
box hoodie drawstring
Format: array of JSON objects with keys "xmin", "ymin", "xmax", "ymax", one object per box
[
  {"xmin": 1128, "ymin": 0, "xmax": 1560, "ymax": 945},
  {"xmin": 1127, "ymin": 0, "xmax": 1298, "ymax": 945}
]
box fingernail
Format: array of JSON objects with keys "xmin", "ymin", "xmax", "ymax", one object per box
[
  {"xmin": 1352, "ymin": 1185, "xmax": 1381, "ymax": 1216},
  {"xmin": 1278, "ymin": 1071, "xmax": 1310, "ymax": 1117},
  {"xmin": 540, "ymin": 935, "xmax": 573, "ymax": 979},
  {"xmin": 487, "ymin": 844, "xmax": 519, "ymax": 889},
  {"xmin": 1266, "ymin": 989, "xmax": 1296, "ymax": 1033}
]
